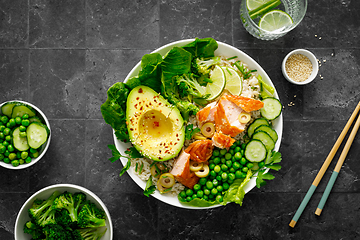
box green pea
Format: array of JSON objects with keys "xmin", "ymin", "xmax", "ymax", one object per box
[
  {"xmin": 228, "ymin": 173, "xmax": 236, "ymax": 181},
  {"xmin": 223, "ymin": 182, "xmax": 230, "ymax": 190},
  {"xmin": 210, "ymin": 170, "xmax": 217, "ymax": 177},
  {"xmin": 212, "ymin": 179, "xmax": 219, "ymax": 187},
  {"xmin": 206, "ymin": 181, "xmax": 213, "ymax": 189},
  {"xmin": 6, "ymin": 122, "xmax": 11, "ymax": 128},
  {"xmin": 19, "ymin": 159, "xmax": 24, "ymax": 164},
  {"xmin": 199, "ymin": 178, "xmax": 207, "ymax": 185},
  {"xmin": 211, "ymin": 188, "xmax": 218, "ymax": 195},
  {"xmin": 5, "ymin": 135, "xmax": 11, "ymax": 142},
  {"xmin": 19, "ymin": 132, "xmax": 27, "ymax": 138},
  {"xmin": 30, "ymin": 148, "xmax": 37, "ymax": 153},
  {"xmin": 247, "ymin": 163, "xmax": 254, "ymax": 169},
  {"xmin": 0, "ymin": 125, "xmax": 5, "ymax": 132},
  {"xmin": 0, "ymin": 153, "xmax": 4, "ymax": 161},
  {"xmin": 8, "ymin": 118, "xmax": 15, "ymax": 127},
  {"xmin": 235, "ymin": 170, "xmax": 243, "ymax": 179},
  {"xmin": 193, "ymin": 184, "xmax": 201, "ymax": 192},
  {"xmin": 226, "ymin": 160, "xmax": 232, "ymax": 168},
  {"xmin": 7, "ymin": 144, "xmax": 14, "ymax": 152},
  {"xmin": 234, "ymin": 152, "xmax": 242, "ymax": 160},
  {"xmin": 0, "ymin": 145, "xmax": 6, "ymax": 154},
  {"xmin": 225, "ymin": 153, "xmax": 232, "ymax": 160},
  {"xmin": 15, "ymin": 117, "xmax": 22, "ymax": 125},
  {"xmin": 185, "ymin": 189, "xmax": 193, "ymax": 196},
  {"xmin": 0, "ymin": 132, "xmax": 4, "ymax": 139},
  {"xmin": 234, "ymin": 146, "xmax": 241, "ymax": 153},
  {"xmin": 209, "ymin": 194, "xmax": 215, "ymax": 199},
  {"xmin": 203, "ymin": 195, "xmax": 209, "ymax": 200},
  {"xmin": 221, "ymin": 172, "xmax": 228, "ymax": 180},
  {"xmin": 4, "ymin": 150, "xmax": 10, "ymax": 157},
  {"xmin": 8, "ymin": 153, "xmax": 17, "ymax": 161},
  {"xmin": 19, "ymin": 125, "xmax": 26, "ymax": 132},
  {"xmin": 220, "ymin": 149, "xmax": 227, "ymax": 156},
  {"xmin": 22, "ymin": 119, "xmax": 30, "ymax": 127},
  {"xmin": 11, "ymin": 160, "xmax": 19, "ymax": 167},
  {"xmin": 213, "ymin": 150, "xmax": 220, "ymax": 157},
  {"xmin": 192, "ymin": 194, "xmax": 197, "ymax": 200},
  {"xmin": 240, "ymin": 157, "xmax": 247, "ymax": 165},
  {"xmin": 25, "ymin": 157, "xmax": 32, "ymax": 164},
  {"xmin": 229, "ymin": 167, "xmax": 235, "ymax": 173},
  {"xmin": 16, "ymin": 151, "xmax": 21, "ymax": 159},
  {"xmin": 22, "ymin": 114, "xmax": 29, "ymax": 119},
  {"xmin": 216, "ymin": 185, "xmax": 223, "ymax": 192},
  {"xmin": 3, "ymin": 158, "xmax": 9, "ymax": 163},
  {"xmin": 220, "ymin": 158, "xmax": 226, "ymax": 164},
  {"xmin": 1, "ymin": 116, "xmax": 9, "ymax": 124},
  {"xmin": 241, "ymin": 143, "xmax": 246, "ymax": 149},
  {"xmin": 209, "ymin": 163, "xmax": 215, "ymax": 170},
  {"xmin": 233, "ymin": 162, "xmax": 241, "ymax": 170},
  {"xmin": 213, "ymin": 157, "xmax": 220, "ymax": 164},
  {"xmin": 229, "ymin": 149, "xmax": 234, "ymax": 155},
  {"xmin": 2, "ymin": 141, "xmax": 9, "ymax": 147},
  {"xmin": 180, "ymin": 191, "xmax": 186, "ymax": 199},
  {"xmin": 204, "ymin": 189, "xmax": 211, "ymax": 195},
  {"xmin": 216, "ymin": 195, "xmax": 223, "ymax": 202},
  {"xmin": 186, "ymin": 196, "xmax": 192, "ymax": 202},
  {"xmin": 197, "ymin": 190, "xmax": 204, "ymax": 198},
  {"xmin": 221, "ymin": 164, "xmax": 228, "ymax": 172},
  {"xmin": 228, "ymin": 179, "xmax": 234, "ymax": 184},
  {"xmin": 214, "ymin": 165, "xmax": 221, "ymax": 173},
  {"xmin": 259, "ymin": 162, "xmax": 265, "ymax": 168},
  {"xmin": 3, "ymin": 128, "xmax": 11, "ymax": 136},
  {"xmin": 242, "ymin": 167, "xmax": 249, "ymax": 173}
]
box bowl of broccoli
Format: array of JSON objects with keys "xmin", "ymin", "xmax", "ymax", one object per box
[
  {"xmin": 0, "ymin": 100, "xmax": 51, "ymax": 170},
  {"xmin": 15, "ymin": 184, "xmax": 113, "ymax": 240}
]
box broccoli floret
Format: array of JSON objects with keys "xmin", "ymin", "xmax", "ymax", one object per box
[
  {"xmin": 55, "ymin": 208, "xmax": 73, "ymax": 227},
  {"xmin": 74, "ymin": 192, "xmax": 87, "ymax": 214},
  {"xmin": 28, "ymin": 191, "xmax": 61, "ymax": 227},
  {"xmin": 43, "ymin": 224, "xmax": 73, "ymax": 240},
  {"xmin": 77, "ymin": 201, "xmax": 106, "ymax": 228},
  {"xmin": 73, "ymin": 227, "xmax": 107, "ymax": 240},
  {"xmin": 175, "ymin": 73, "xmax": 208, "ymax": 100},
  {"xmin": 52, "ymin": 191, "xmax": 78, "ymax": 222},
  {"xmin": 194, "ymin": 56, "xmax": 221, "ymax": 75},
  {"xmin": 23, "ymin": 220, "xmax": 45, "ymax": 239}
]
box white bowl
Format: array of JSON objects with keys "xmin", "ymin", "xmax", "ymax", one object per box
[
  {"xmin": 113, "ymin": 39, "xmax": 283, "ymax": 209},
  {"xmin": 0, "ymin": 100, "xmax": 51, "ymax": 170},
  {"xmin": 14, "ymin": 184, "xmax": 113, "ymax": 240},
  {"xmin": 282, "ymin": 49, "xmax": 318, "ymax": 85}
]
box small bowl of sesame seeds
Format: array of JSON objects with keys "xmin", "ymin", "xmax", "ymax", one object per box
[{"xmin": 282, "ymin": 49, "xmax": 318, "ymax": 85}]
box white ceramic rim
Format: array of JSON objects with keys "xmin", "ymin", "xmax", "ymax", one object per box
[
  {"xmin": 282, "ymin": 49, "xmax": 319, "ymax": 85},
  {"xmin": 14, "ymin": 183, "xmax": 113, "ymax": 240},
  {"xmin": 0, "ymin": 100, "xmax": 51, "ymax": 170},
  {"xmin": 114, "ymin": 39, "xmax": 283, "ymax": 209}
]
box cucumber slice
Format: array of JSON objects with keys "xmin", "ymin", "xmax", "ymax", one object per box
[
  {"xmin": 254, "ymin": 125, "xmax": 278, "ymax": 142},
  {"xmin": 244, "ymin": 139, "xmax": 267, "ymax": 162},
  {"xmin": 247, "ymin": 118, "xmax": 269, "ymax": 138},
  {"xmin": 260, "ymin": 97, "xmax": 282, "ymax": 120},
  {"xmin": 252, "ymin": 131, "xmax": 275, "ymax": 151},
  {"xmin": 12, "ymin": 127, "xmax": 30, "ymax": 151},
  {"xmin": 26, "ymin": 122, "xmax": 50, "ymax": 149},
  {"xmin": 1, "ymin": 102, "xmax": 17, "ymax": 118},
  {"xmin": 11, "ymin": 104, "xmax": 37, "ymax": 118}
]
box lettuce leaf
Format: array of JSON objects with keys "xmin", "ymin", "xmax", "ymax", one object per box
[
  {"xmin": 222, "ymin": 170, "xmax": 253, "ymax": 206},
  {"xmin": 181, "ymin": 37, "xmax": 218, "ymax": 58},
  {"xmin": 100, "ymin": 82, "xmax": 130, "ymax": 142}
]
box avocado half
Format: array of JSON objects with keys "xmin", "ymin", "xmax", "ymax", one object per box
[{"xmin": 126, "ymin": 86, "xmax": 185, "ymax": 161}]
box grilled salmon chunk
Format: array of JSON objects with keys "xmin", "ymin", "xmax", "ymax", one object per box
[{"xmin": 170, "ymin": 150, "xmax": 199, "ymax": 189}]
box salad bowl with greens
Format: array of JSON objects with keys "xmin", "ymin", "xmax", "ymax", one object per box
[{"xmin": 102, "ymin": 38, "xmax": 283, "ymax": 209}]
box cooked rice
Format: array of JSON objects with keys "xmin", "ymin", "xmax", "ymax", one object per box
[{"xmin": 130, "ymin": 55, "xmax": 262, "ymax": 196}]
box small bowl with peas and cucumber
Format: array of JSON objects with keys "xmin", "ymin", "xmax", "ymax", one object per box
[{"xmin": 0, "ymin": 100, "xmax": 51, "ymax": 170}]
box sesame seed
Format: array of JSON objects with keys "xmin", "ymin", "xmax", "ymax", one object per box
[{"xmin": 285, "ymin": 54, "xmax": 313, "ymax": 82}]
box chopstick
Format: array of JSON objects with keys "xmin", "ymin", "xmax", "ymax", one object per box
[
  {"xmin": 289, "ymin": 101, "xmax": 360, "ymax": 228},
  {"xmin": 315, "ymin": 107, "xmax": 360, "ymax": 215}
]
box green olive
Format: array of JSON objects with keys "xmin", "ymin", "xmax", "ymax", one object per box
[
  {"xmin": 195, "ymin": 164, "xmax": 210, "ymax": 178},
  {"xmin": 150, "ymin": 163, "xmax": 166, "ymax": 177},
  {"xmin": 156, "ymin": 179, "xmax": 168, "ymax": 194},
  {"xmin": 189, "ymin": 161, "xmax": 203, "ymax": 172},
  {"xmin": 159, "ymin": 173, "xmax": 175, "ymax": 188},
  {"xmin": 201, "ymin": 122, "xmax": 215, "ymax": 138},
  {"xmin": 238, "ymin": 112, "xmax": 251, "ymax": 124}
]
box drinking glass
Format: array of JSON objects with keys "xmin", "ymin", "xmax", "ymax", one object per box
[{"xmin": 240, "ymin": 0, "xmax": 307, "ymax": 40}]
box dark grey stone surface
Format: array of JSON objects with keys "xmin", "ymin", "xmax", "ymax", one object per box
[{"xmin": 1, "ymin": 0, "xmax": 360, "ymax": 239}]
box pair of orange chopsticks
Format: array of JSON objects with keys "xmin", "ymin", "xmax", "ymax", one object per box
[{"xmin": 289, "ymin": 101, "xmax": 360, "ymax": 228}]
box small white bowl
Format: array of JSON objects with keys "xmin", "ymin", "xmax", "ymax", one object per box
[
  {"xmin": 282, "ymin": 49, "xmax": 318, "ymax": 85},
  {"xmin": 0, "ymin": 100, "xmax": 51, "ymax": 170},
  {"xmin": 14, "ymin": 184, "xmax": 113, "ymax": 240}
]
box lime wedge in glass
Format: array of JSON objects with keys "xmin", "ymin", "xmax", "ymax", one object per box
[
  {"xmin": 246, "ymin": 0, "xmax": 277, "ymax": 11},
  {"xmin": 205, "ymin": 65, "xmax": 226, "ymax": 101},
  {"xmin": 259, "ymin": 10, "xmax": 293, "ymax": 32},
  {"xmin": 248, "ymin": 0, "xmax": 281, "ymax": 19}
]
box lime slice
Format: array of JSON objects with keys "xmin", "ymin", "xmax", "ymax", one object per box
[
  {"xmin": 246, "ymin": 0, "xmax": 275, "ymax": 11},
  {"xmin": 259, "ymin": 10, "xmax": 293, "ymax": 32},
  {"xmin": 205, "ymin": 65, "xmax": 226, "ymax": 101},
  {"xmin": 248, "ymin": 0, "xmax": 281, "ymax": 19},
  {"xmin": 222, "ymin": 67, "xmax": 243, "ymax": 95}
]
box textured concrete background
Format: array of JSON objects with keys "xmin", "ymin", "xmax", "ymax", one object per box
[{"xmin": 1, "ymin": 0, "xmax": 360, "ymax": 239}]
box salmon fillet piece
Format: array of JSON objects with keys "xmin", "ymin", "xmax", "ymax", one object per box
[
  {"xmin": 196, "ymin": 101, "xmax": 217, "ymax": 127},
  {"xmin": 214, "ymin": 96, "xmax": 247, "ymax": 137},
  {"xmin": 185, "ymin": 140, "xmax": 213, "ymax": 162},
  {"xmin": 225, "ymin": 95, "xmax": 264, "ymax": 112},
  {"xmin": 212, "ymin": 132, "xmax": 236, "ymax": 149},
  {"xmin": 170, "ymin": 150, "xmax": 199, "ymax": 189}
]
